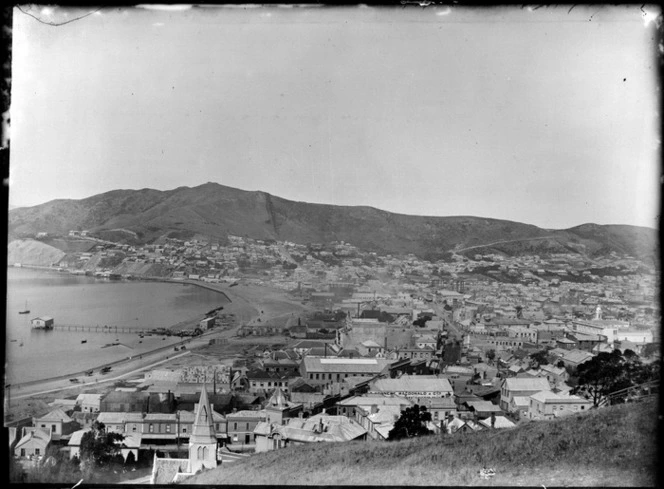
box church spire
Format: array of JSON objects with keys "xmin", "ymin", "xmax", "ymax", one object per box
[{"xmin": 190, "ymin": 383, "xmax": 217, "ymax": 445}]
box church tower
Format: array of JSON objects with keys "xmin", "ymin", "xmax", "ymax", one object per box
[{"xmin": 188, "ymin": 384, "xmax": 218, "ymax": 473}]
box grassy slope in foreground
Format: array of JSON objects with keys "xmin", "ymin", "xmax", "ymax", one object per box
[{"xmin": 192, "ymin": 400, "xmax": 660, "ymax": 486}]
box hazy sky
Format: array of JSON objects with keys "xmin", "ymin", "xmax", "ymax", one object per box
[{"xmin": 9, "ymin": 5, "xmax": 661, "ymax": 229}]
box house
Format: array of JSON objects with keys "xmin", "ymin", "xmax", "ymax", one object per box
[
  {"xmin": 246, "ymin": 368, "xmax": 295, "ymax": 395},
  {"xmin": 32, "ymin": 408, "xmax": 79, "ymax": 441},
  {"xmin": 67, "ymin": 428, "xmax": 91, "ymax": 460},
  {"xmin": 558, "ymin": 349, "xmax": 595, "ymax": 369},
  {"xmin": 462, "ymin": 400, "xmax": 504, "ymax": 420},
  {"xmin": 442, "ymin": 416, "xmax": 483, "ymax": 434},
  {"xmin": 369, "ymin": 375, "xmax": 454, "ymax": 399},
  {"xmin": 150, "ymin": 385, "xmax": 219, "ymax": 484},
  {"xmin": 538, "ymin": 364, "xmax": 569, "ymax": 388},
  {"xmin": 254, "ymin": 413, "xmax": 367, "ymax": 452},
  {"xmin": 14, "ymin": 427, "xmax": 51, "ymax": 460},
  {"xmin": 355, "ymin": 404, "xmax": 402, "ymax": 440},
  {"xmin": 414, "ymin": 396, "xmax": 458, "ymax": 423},
  {"xmin": 226, "ymin": 410, "xmax": 267, "ymax": 449},
  {"xmin": 527, "ymin": 390, "xmax": 592, "ymax": 420},
  {"xmin": 76, "ymin": 393, "xmax": 103, "ymax": 413},
  {"xmin": 500, "ymin": 377, "xmax": 551, "ymax": 412},
  {"xmin": 335, "ymin": 395, "xmax": 412, "ymax": 419},
  {"xmin": 70, "ymin": 412, "xmax": 98, "ymax": 430}
]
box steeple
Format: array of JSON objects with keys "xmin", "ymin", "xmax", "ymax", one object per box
[
  {"xmin": 188, "ymin": 383, "xmax": 218, "ymax": 472},
  {"xmin": 268, "ymin": 387, "xmax": 288, "ymax": 409},
  {"xmin": 190, "ymin": 383, "xmax": 217, "ymax": 445}
]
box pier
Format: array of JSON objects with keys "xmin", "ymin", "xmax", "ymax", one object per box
[{"xmin": 51, "ymin": 324, "xmax": 152, "ymax": 334}]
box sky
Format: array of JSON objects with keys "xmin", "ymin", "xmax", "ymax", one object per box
[{"xmin": 8, "ymin": 4, "xmax": 662, "ymax": 230}]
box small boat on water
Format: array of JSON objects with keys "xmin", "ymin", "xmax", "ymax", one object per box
[
  {"xmin": 19, "ymin": 301, "xmax": 30, "ymax": 314},
  {"xmin": 81, "ymin": 340, "xmax": 87, "ymax": 344}
]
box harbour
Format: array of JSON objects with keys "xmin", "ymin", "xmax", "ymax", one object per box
[{"xmin": 5, "ymin": 267, "xmax": 230, "ymax": 385}]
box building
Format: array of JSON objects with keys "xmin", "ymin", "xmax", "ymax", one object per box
[
  {"xmin": 199, "ymin": 317, "xmax": 215, "ymax": 331},
  {"xmin": 14, "ymin": 427, "xmax": 51, "ymax": 460},
  {"xmin": 31, "ymin": 316, "xmax": 54, "ymax": 329},
  {"xmin": 300, "ymin": 357, "xmax": 393, "ymax": 387},
  {"xmin": 76, "ymin": 393, "xmax": 103, "ymax": 413},
  {"xmin": 100, "ymin": 391, "xmax": 150, "ymax": 413},
  {"xmin": 254, "ymin": 413, "xmax": 367, "ymax": 452},
  {"xmin": 264, "ymin": 388, "xmax": 304, "ymax": 426},
  {"xmin": 369, "ymin": 375, "xmax": 454, "ymax": 399},
  {"xmin": 335, "ymin": 395, "xmax": 412, "ymax": 419},
  {"xmin": 499, "ymin": 377, "xmax": 551, "ymax": 413},
  {"xmin": 150, "ymin": 385, "xmax": 219, "ymax": 484},
  {"xmin": 226, "ymin": 410, "xmax": 267, "ymax": 449},
  {"xmin": 32, "ymin": 408, "xmax": 79, "ymax": 441},
  {"xmin": 527, "ymin": 390, "xmax": 592, "ymax": 420}
]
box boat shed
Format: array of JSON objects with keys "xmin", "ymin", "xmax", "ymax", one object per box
[{"xmin": 31, "ymin": 316, "xmax": 54, "ymax": 329}]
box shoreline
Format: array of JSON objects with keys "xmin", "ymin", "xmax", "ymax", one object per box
[{"xmin": 4, "ymin": 271, "xmax": 311, "ymax": 406}]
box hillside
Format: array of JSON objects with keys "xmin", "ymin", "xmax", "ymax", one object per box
[
  {"xmin": 191, "ymin": 400, "xmax": 659, "ymax": 486},
  {"xmin": 7, "ymin": 239, "xmax": 66, "ymax": 267},
  {"xmin": 7, "ymin": 182, "xmax": 658, "ymax": 261}
]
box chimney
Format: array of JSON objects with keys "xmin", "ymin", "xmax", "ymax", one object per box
[
  {"xmin": 490, "ymin": 412, "xmax": 496, "ymax": 428},
  {"xmin": 370, "ymin": 405, "xmax": 378, "ymax": 414}
]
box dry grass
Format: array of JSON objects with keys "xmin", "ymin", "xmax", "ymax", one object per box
[{"xmin": 191, "ymin": 399, "xmax": 659, "ymax": 486}]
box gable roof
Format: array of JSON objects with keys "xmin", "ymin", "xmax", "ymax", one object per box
[
  {"xmin": 478, "ymin": 416, "xmax": 516, "ymax": 429},
  {"xmin": 36, "ymin": 408, "xmax": 73, "ymax": 423},
  {"xmin": 151, "ymin": 456, "xmax": 191, "ymax": 485}
]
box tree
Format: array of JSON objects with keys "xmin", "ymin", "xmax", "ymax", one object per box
[
  {"xmin": 388, "ymin": 405, "xmax": 433, "ymax": 441},
  {"xmin": 572, "ymin": 350, "xmax": 644, "ymax": 407},
  {"xmin": 486, "ymin": 349, "xmax": 496, "ymax": 363},
  {"xmin": 79, "ymin": 422, "xmax": 124, "ymax": 474},
  {"xmin": 530, "ymin": 349, "xmax": 550, "ymax": 367}
]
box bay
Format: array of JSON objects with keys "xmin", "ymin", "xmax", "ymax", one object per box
[{"xmin": 4, "ymin": 267, "xmax": 229, "ymax": 384}]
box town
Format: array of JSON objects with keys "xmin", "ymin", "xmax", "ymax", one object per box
[{"xmin": 7, "ymin": 229, "xmax": 661, "ymax": 484}]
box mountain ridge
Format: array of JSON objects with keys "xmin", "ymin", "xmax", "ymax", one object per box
[{"xmin": 7, "ymin": 182, "xmax": 658, "ymax": 262}]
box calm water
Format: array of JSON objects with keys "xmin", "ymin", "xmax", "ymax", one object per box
[{"xmin": 5, "ymin": 268, "xmax": 229, "ymax": 384}]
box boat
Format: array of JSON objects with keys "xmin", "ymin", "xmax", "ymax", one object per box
[
  {"xmin": 19, "ymin": 301, "xmax": 30, "ymax": 314},
  {"xmin": 81, "ymin": 340, "xmax": 87, "ymax": 344}
]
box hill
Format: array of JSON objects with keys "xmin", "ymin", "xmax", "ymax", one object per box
[
  {"xmin": 7, "ymin": 182, "xmax": 658, "ymax": 262},
  {"xmin": 7, "ymin": 239, "xmax": 66, "ymax": 267},
  {"xmin": 190, "ymin": 400, "xmax": 660, "ymax": 486}
]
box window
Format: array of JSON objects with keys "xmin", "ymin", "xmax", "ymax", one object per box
[
  {"xmin": 35, "ymin": 448, "xmax": 40, "ymax": 455},
  {"xmin": 182, "ymin": 428, "xmax": 187, "ymax": 433},
  {"xmin": 149, "ymin": 424, "xmax": 154, "ymax": 433},
  {"xmin": 166, "ymin": 425, "xmax": 171, "ymax": 433},
  {"xmin": 21, "ymin": 449, "xmax": 25, "ymax": 457},
  {"xmin": 51, "ymin": 424, "xmax": 57, "ymax": 432},
  {"xmin": 132, "ymin": 426, "xmax": 137, "ymax": 432},
  {"xmin": 246, "ymin": 423, "xmax": 249, "ymax": 431},
  {"xmin": 233, "ymin": 422, "xmax": 237, "ymax": 430}
]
